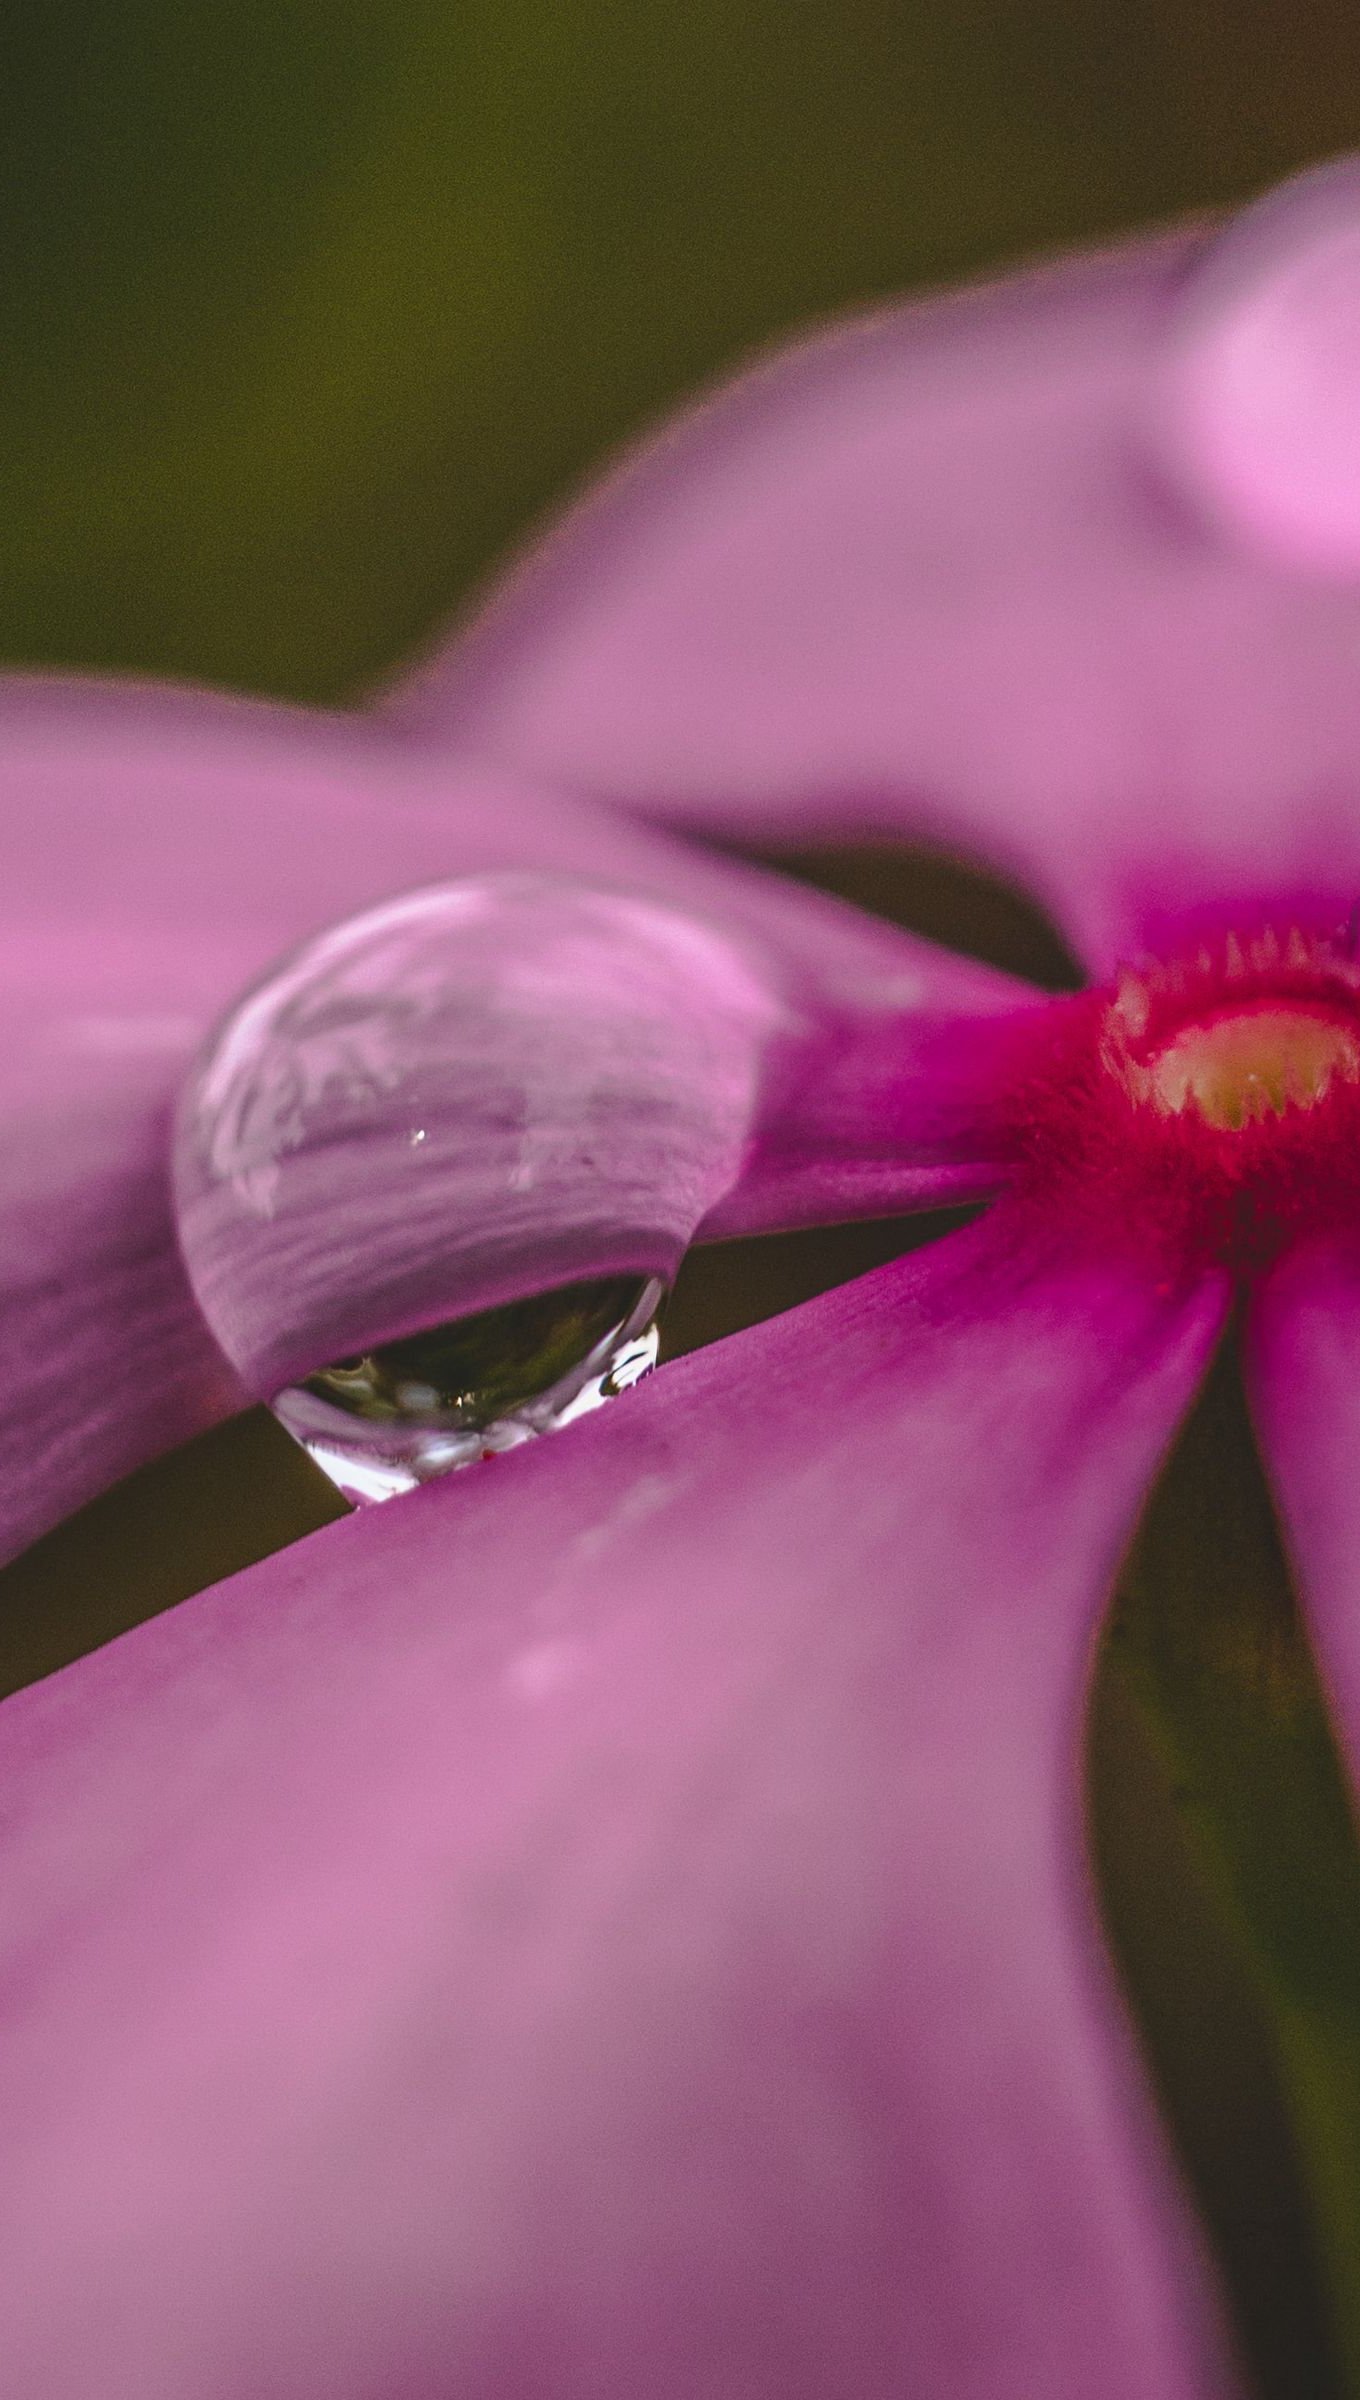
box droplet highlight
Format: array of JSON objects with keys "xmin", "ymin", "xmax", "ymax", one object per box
[{"xmin": 274, "ymin": 1273, "xmax": 667, "ymax": 1505}]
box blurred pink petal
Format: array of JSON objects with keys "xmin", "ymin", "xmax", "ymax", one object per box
[
  {"xmin": 1159, "ymin": 158, "xmax": 1360, "ymax": 579},
  {"xmin": 388, "ymin": 169, "xmax": 1360, "ymax": 972},
  {"xmin": 0, "ymin": 1213, "xmax": 1235, "ymax": 2400},
  {"xmin": 0, "ymin": 676, "xmax": 1018, "ymax": 1562}
]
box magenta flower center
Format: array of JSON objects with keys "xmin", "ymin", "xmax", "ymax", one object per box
[{"xmin": 1008, "ymin": 923, "xmax": 1360, "ymax": 1271}]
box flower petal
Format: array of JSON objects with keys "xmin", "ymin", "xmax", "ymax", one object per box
[
  {"xmin": 0, "ymin": 675, "xmax": 1022, "ymax": 1560},
  {"xmin": 0, "ymin": 1212, "xmax": 1235, "ymax": 2399},
  {"xmin": 389, "ymin": 166, "xmax": 1360, "ymax": 972},
  {"xmin": 1158, "ymin": 158, "xmax": 1360, "ymax": 582}
]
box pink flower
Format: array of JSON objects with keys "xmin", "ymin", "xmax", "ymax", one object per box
[{"xmin": 4, "ymin": 154, "xmax": 1360, "ymax": 2400}]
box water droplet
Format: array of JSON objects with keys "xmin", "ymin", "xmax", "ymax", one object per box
[
  {"xmin": 274, "ymin": 1273, "xmax": 667, "ymax": 1506},
  {"xmin": 174, "ymin": 873, "xmax": 772, "ymax": 1497}
]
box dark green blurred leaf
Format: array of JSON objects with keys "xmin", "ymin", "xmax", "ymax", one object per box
[
  {"xmin": 1093, "ymin": 1335, "xmax": 1360, "ymax": 2399},
  {"xmin": 6, "ymin": 0, "xmax": 1360, "ymax": 699},
  {"xmin": 0, "ymin": 1408, "xmax": 345, "ymax": 1699}
]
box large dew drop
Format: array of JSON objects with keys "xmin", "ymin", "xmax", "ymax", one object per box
[{"xmin": 173, "ymin": 872, "xmax": 778, "ymax": 1502}]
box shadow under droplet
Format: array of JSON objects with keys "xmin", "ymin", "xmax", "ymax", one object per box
[
  {"xmin": 662, "ymin": 1205, "xmax": 980, "ymax": 1359},
  {"xmin": 0, "ymin": 1410, "xmax": 347, "ymax": 1701}
]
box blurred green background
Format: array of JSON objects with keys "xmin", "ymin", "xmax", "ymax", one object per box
[{"xmin": 8, "ymin": 0, "xmax": 1360, "ymax": 703}]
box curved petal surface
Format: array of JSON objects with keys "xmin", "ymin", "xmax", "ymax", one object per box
[
  {"xmin": 390, "ymin": 167, "xmax": 1360, "ymax": 973},
  {"xmin": 0, "ymin": 675, "xmax": 1024, "ymax": 1561},
  {"xmin": 0, "ymin": 1211, "xmax": 1235, "ymax": 2399},
  {"xmin": 1159, "ymin": 158, "xmax": 1360, "ymax": 581}
]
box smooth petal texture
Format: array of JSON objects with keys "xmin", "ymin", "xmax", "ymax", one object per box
[
  {"xmin": 0, "ymin": 1212, "xmax": 1235, "ymax": 2400},
  {"xmin": 1158, "ymin": 158, "xmax": 1360, "ymax": 579},
  {"xmin": 390, "ymin": 168, "xmax": 1360, "ymax": 973},
  {"xmin": 0, "ymin": 675, "xmax": 1023, "ymax": 1561},
  {"xmin": 1245, "ymin": 1238, "xmax": 1360, "ymax": 1779}
]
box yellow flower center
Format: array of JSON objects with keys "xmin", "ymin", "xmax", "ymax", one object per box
[{"xmin": 1146, "ymin": 1004, "xmax": 1360, "ymax": 1130}]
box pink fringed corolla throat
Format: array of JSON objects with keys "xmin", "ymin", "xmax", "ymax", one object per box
[{"xmin": 4, "ymin": 154, "xmax": 1360, "ymax": 2400}]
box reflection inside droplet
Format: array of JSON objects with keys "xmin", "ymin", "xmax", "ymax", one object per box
[{"xmin": 272, "ymin": 1273, "xmax": 667, "ymax": 1506}]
